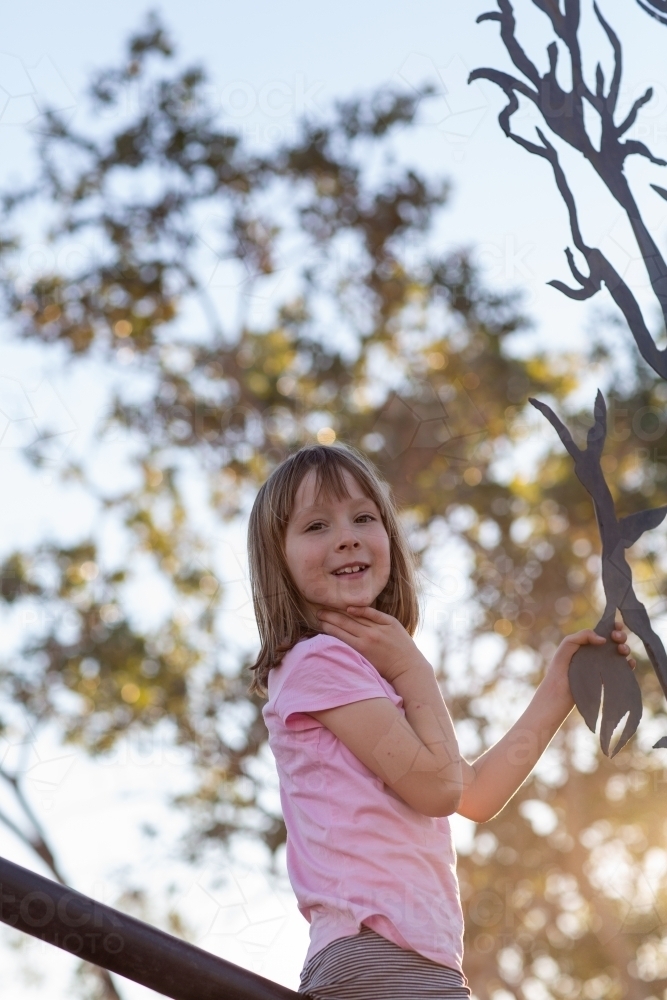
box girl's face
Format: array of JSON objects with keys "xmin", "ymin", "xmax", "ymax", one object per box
[{"xmin": 284, "ymin": 468, "xmax": 391, "ymax": 614}]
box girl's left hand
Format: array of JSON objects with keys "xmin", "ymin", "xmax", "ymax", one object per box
[{"xmin": 545, "ymin": 623, "xmax": 636, "ymax": 704}]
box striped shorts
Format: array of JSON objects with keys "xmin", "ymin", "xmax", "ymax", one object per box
[{"xmin": 298, "ymin": 926, "xmax": 470, "ymax": 999}]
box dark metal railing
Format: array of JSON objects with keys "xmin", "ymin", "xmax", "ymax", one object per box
[{"xmin": 0, "ymin": 856, "xmax": 299, "ymax": 1000}]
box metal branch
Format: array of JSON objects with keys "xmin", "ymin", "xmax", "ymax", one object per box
[
  {"xmin": 593, "ymin": 2, "xmax": 621, "ymax": 115},
  {"xmin": 636, "ymin": 0, "xmax": 667, "ymax": 26},
  {"xmin": 594, "ymin": 63, "xmax": 605, "ymax": 103},
  {"xmin": 549, "ymin": 247, "xmax": 601, "ymax": 300},
  {"xmin": 620, "ymin": 137, "xmax": 667, "ymax": 167},
  {"xmin": 615, "ymin": 87, "xmax": 655, "ymax": 137},
  {"xmin": 504, "ymin": 123, "xmax": 608, "ymax": 305},
  {"xmin": 529, "ymin": 392, "xmax": 667, "ymax": 754},
  {"xmin": 483, "ymin": 0, "xmax": 543, "ymax": 88},
  {"xmin": 472, "ymin": 0, "xmax": 667, "ymax": 379},
  {"xmin": 534, "ymin": 129, "xmax": 588, "ymax": 254},
  {"xmin": 468, "ymin": 66, "xmax": 538, "ymax": 111},
  {"xmin": 529, "ymin": 396, "xmax": 582, "ymax": 462},
  {"xmin": 550, "ymin": 0, "xmax": 596, "ymax": 111},
  {"xmin": 532, "ymin": 0, "xmax": 567, "ymax": 36},
  {"xmin": 588, "ymin": 248, "xmax": 667, "ymax": 377}
]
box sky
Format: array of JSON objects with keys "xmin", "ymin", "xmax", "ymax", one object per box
[
  {"xmin": 3, "ymin": 0, "xmax": 667, "ymax": 363},
  {"xmin": 2, "ymin": 1, "xmax": 667, "ymax": 997}
]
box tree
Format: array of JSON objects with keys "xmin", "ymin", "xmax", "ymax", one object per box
[{"xmin": 2, "ymin": 11, "xmax": 667, "ymax": 1000}]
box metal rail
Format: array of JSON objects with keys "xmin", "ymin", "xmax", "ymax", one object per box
[{"xmin": 0, "ymin": 856, "xmax": 299, "ymax": 1000}]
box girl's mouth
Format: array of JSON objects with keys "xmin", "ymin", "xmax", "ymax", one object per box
[{"xmin": 332, "ymin": 563, "xmax": 369, "ymax": 578}]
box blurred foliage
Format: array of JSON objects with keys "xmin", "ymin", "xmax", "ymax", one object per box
[{"xmin": 1, "ymin": 13, "xmax": 667, "ymax": 1000}]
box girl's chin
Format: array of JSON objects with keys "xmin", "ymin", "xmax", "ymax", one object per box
[{"xmin": 322, "ymin": 591, "xmax": 377, "ymax": 611}]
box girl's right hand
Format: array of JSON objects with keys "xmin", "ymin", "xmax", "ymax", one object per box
[{"xmin": 316, "ymin": 605, "xmax": 428, "ymax": 684}]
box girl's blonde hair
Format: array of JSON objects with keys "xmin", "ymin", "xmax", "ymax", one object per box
[{"xmin": 247, "ymin": 444, "xmax": 419, "ymax": 695}]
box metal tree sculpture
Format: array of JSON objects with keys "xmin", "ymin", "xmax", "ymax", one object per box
[
  {"xmin": 530, "ymin": 392, "xmax": 667, "ymax": 754},
  {"xmin": 471, "ymin": 0, "xmax": 667, "ymax": 753},
  {"xmin": 636, "ymin": 0, "xmax": 667, "ymax": 25}
]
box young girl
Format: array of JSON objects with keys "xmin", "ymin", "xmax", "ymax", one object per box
[{"xmin": 248, "ymin": 444, "xmax": 633, "ymax": 999}]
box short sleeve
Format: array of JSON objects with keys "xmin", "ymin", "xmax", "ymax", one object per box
[{"xmin": 274, "ymin": 636, "xmax": 391, "ymax": 730}]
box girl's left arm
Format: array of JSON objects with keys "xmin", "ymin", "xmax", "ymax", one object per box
[{"xmin": 457, "ymin": 626, "xmax": 634, "ymax": 823}]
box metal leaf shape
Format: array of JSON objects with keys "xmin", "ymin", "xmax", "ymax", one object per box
[
  {"xmin": 618, "ymin": 505, "xmax": 667, "ymax": 547},
  {"xmin": 569, "ymin": 639, "xmax": 643, "ymax": 756},
  {"xmin": 568, "ymin": 644, "xmax": 602, "ymax": 733}
]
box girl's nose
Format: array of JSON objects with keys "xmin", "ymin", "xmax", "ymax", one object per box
[{"xmin": 335, "ymin": 529, "xmax": 360, "ymax": 550}]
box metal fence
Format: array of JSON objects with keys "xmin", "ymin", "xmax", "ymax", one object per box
[{"xmin": 0, "ymin": 856, "xmax": 300, "ymax": 1000}]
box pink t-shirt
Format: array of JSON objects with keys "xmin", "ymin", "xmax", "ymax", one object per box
[{"xmin": 263, "ymin": 633, "xmax": 464, "ymax": 972}]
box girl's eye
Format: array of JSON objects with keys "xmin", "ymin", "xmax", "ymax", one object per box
[
  {"xmin": 355, "ymin": 514, "xmax": 375, "ymax": 523},
  {"xmin": 306, "ymin": 521, "xmax": 326, "ymax": 531}
]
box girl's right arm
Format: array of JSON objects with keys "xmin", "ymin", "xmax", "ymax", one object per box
[
  {"xmin": 311, "ymin": 606, "xmax": 467, "ymax": 817},
  {"xmin": 310, "ymin": 694, "xmax": 464, "ymax": 817}
]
